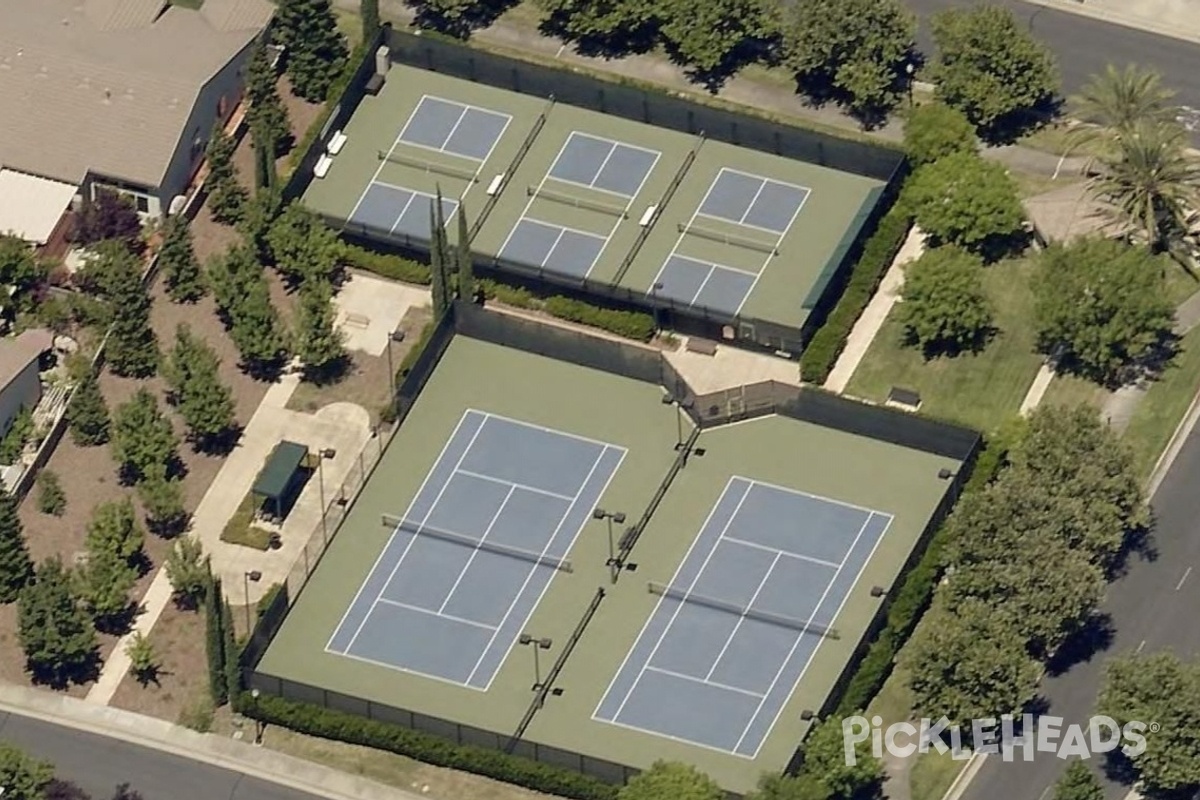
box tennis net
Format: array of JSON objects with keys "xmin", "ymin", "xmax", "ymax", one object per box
[
  {"xmin": 648, "ymin": 581, "xmax": 837, "ymax": 638},
  {"xmin": 528, "ymin": 185, "xmax": 627, "ymax": 218},
  {"xmin": 381, "ymin": 514, "xmax": 573, "ymax": 572},
  {"xmin": 378, "ymin": 150, "xmax": 479, "ymax": 182},
  {"xmin": 678, "ymin": 222, "xmax": 777, "ymax": 255}
]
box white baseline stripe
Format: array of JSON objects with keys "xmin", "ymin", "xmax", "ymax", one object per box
[
  {"xmin": 645, "ymin": 665, "xmax": 764, "ymax": 699},
  {"xmin": 375, "ymin": 598, "xmax": 498, "ymax": 632}
]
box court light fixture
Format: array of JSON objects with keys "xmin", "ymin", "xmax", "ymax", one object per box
[
  {"xmin": 800, "ymin": 709, "xmax": 815, "ymax": 721},
  {"xmin": 870, "ymin": 586, "xmax": 886, "ymax": 598},
  {"xmin": 938, "ymin": 468, "xmax": 954, "ymax": 480}
]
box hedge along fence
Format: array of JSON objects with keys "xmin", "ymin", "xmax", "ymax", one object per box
[
  {"xmin": 832, "ymin": 433, "xmax": 1010, "ymax": 716},
  {"xmin": 241, "ymin": 693, "xmax": 620, "ymax": 800},
  {"xmin": 799, "ymin": 201, "xmax": 913, "ymax": 386}
]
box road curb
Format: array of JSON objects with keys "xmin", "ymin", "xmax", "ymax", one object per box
[
  {"xmin": 0, "ymin": 684, "xmax": 424, "ymax": 800},
  {"xmin": 1021, "ymin": 0, "xmax": 1200, "ymax": 47}
]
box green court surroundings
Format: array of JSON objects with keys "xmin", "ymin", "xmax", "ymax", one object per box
[{"xmin": 250, "ymin": 305, "xmax": 976, "ymax": 796}]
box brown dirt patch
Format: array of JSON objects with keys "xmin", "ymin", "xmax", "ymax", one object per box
[
  {"xmin": 108, "ymin": 601, "xmax": 208, "ymax": 721},
  {"xmin": 286, "ymin": 306, "xmax": 433, "ymax": 425}
]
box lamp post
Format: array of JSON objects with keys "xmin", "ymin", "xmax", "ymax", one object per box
[
  {"xmin": 517, "ymin": 634, "xmax": 552, "ymax": 702},
  {"xmin": 242, "ymin": 570, "xmax": 261, "ymax": 633},
  {"xmin": 251, "ymin": 688, "xmax": 263, "ymax": 745},
  {"xmin": 316, "ymin": 447, "xmax": 337, "ymax": 544},
  {"xmin": 905, "ymin": 62, "xmax": 915, "ymax": 108},
  {"xmin": 661, "ymin": 394, "xmax": 693, "ymax": 450},
  {"xmin": 592, "ymin": 508, "xmax": 626, "ymax": 582},
  {"xmin": 384, "ymin": 329, "xmax": 407, "ymax": 415},
  {"xmin": 650, "ymin": 282, "xmax": 664, "ymax": 336}
]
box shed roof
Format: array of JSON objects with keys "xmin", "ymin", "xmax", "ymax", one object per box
[
  {"xmin": 252, "ymin": 441, "xmax": 309, "ymax": 502},
  {"xmin": 0, "ymin": 169, "xmax": 78, "ymax": 245},
  {"xmin": 0, "ymin": 328, "xmax": 53, "ymax": 395}
]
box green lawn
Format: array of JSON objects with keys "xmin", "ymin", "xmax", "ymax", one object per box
[
  {"xmin": 1123, "ymin": 326, "xmax": 1200, "ymax": 479},
  {"xmin": 1038, "ymin": 371, "xmax": 1111, "ymax": 413},
  {"xmin": 845, "ymin": 257, "xmax": 1043, "ymax": 434}
]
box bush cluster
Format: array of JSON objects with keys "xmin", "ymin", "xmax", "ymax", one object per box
[
  {"xmin": 342, "ymin": 244, "xmax": 432, "ymax": 285},
  {"xmin": 241, "ymin": 693, "xmax": 619, "ymax": 800},
  {"xmin": 800, "ymin": 202, "xmax": 912, "ymax": 384},
  {"xmin": 834, "ymin": 434, "xmax": 1006, "ymax": 713},
  {"xmin": 542, "ymin": 297, "xmax": 654, "ymax": 342}
]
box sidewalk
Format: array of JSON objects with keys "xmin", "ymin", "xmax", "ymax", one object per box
[{"xmin": 1025, "ymin": 0, "xmax": 1200, "ymax": 46}]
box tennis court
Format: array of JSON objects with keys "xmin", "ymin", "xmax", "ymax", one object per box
[
  {"xmin": 327, "ymin": 408, "xmax": 625, "ymax": 689},
  {"xmin": 593, "ymin": 476, "xmax": 891, "ymax": 756},
  {"xmin": 649, "ymin": 168, "xmax": 810, "ymax": 315},
  {"xmin": 347, "ymin": 94, "xmax": 512, "ymax": 239},
  {"xmin": 497, "ymin": 131, "xmax": 661, "ymax": 279}
]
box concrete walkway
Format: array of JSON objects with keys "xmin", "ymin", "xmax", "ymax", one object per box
[
  {"xmin": 1019, "ymin": 363, "xmax": 1057, "ymax": 416},
  {"xmin": 1025, "ymin": 0, "xmax": 1200, "ymax": 46},
  {"xmin": 823, "ymin": 227, "xmax": 927, "ymax": 393},
  {"xmin": 1, "ymin": 683, "xmax": 424, "ymax": 800}
]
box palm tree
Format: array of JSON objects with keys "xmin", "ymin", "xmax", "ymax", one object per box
[
  {"xmin": 1073, "ymin": 64, "xmax": 1178, "ymax": 135},
  {"xmin": 1090, "ymin": 119, "xmax": 1200, "ymax": 264}
]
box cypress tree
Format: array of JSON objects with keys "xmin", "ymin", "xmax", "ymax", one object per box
[
  {"xmin": 455, "ymin": 201, "xmax": 474, "ymax": 302},
  {"xmin": 222, "ymin": 599, "xmax": 241, "ymax": 710},
  {"xmin": 244, "ymin": 40, "xmax": 290, "ymax": 157},
  {"xmin": 428, "ymin": 201, "xmax": 447, "ymax": 316},
  {"xmin": 104, "ymin": 251, "xmax": 159, "ymax": 378},
  {"xmin": 159, "ymin": 216, "xmax": 205, "ymax": 303},
  {"xmin": 361, "ymin": 0, "xmax": 380, "ymax": 41},
  {"xmin": 275, "ymin": 0, "xmax": 348, "ymax": 102},
  {"xmin": 68, "ymin": 375, "xmax": 110, "ymax": 446},
  {"xmin": 0, "ymin": 487, "xmax": 33, "ymax": 603},
  {"xmin": 204, "ymin": 574, "xmax": 227, "ymax": 704},
  {"xmin": 205, "ymin": 124, "xmax": 247, "ymax": 225}
]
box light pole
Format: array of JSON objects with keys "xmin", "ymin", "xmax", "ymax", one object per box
[
  {"xmin": 905, "ymin": 62, "xmax": 915, "ymax": 108},
  {"xmin": 592, "ymin": 508, "xmax": 626, "ymax": 582},
  {"xmin": 650, "ymin": 282, "xmax": 664, "ymax": 336},
  {"xmin": 316, "ymin": 447, "xmax": 337, "ymax": 544},
  {"xmin": 661, "ymin": 394, "xmax": 693, "ymax": 450},
  {"xmin": 251, "ymin": 688, "xmax": 263, "ymax": 745},
  {"xmin": 242, "ymin": 569, "xmax": 262, "ymax": 633},
  {"xmin": 517, "ymin": 634, "xmax": 552, "ymax": 702},
  {"xmin": 384, "ymin": 329, "xmax": 406, "ymax": 414}
]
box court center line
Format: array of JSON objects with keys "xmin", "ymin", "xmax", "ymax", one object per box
[
  {"xmin": 375, "ymin": 598, "xmax": 498, "ymax": 632},
  {"xmin": 437, "ymin": 105, "xmax": 472, "ymax": 151},
  {"xmin": 546, "ymin": 173, "xmax": 631, "ymax": 200},
  {"xmin": 465, "ymin": 445, "xmax": 612, "ymax": 687},
  {"xmin": 387, "ymin": 192, "xmax": 419, "ymax": 236},
  {"xmin": 582, "ymin": 147, "xmax": 663, "ymax": 281},
  {"xmin": 325, "ymin": 411, "xmax": 476, "ymax": 653},
  {"xmin": 734, "ymin": 183, "xmax": 811, "ymax": 317},
  {"xmin": 587, "ymin": 141, "xmax": 620, "ymax": 189},
  {"xmin": 499, "ymin": 133, "xmax": 578, "ymax": 259},
  {"xmin": 523, "ymin": 215, "xmax": 608, "ymax": 242},
  {"xmin": 688, "ymin": 263, "xmax": 720, "ymax": 306},
  {"xmin": 722, "ymin": 534, "xmax": 842, "ymax": 569},
  {"xmin": 704, "ymin": 551, "xmax": 782, "ymax": 681},
  {"xmin": 645, "ymin": 665, "xmax": 764, "ymax": 699},
  {"xmin": 732, "ymin": 512, "xmax": 874, "ymax": 754},
  {"xmin": 647, "ymin": 169, "xmax": 729, "ymax": 302},
  {"xmin": 454, "ymin": 468, "xmax": 576, "ymax": 502},
  {"xmin": 738, "ymin": 178, "xmax": 769, "ymax": 226},
  {"xmin": 540, "ymin": 227, "xmax": 569, "ymax": 268},
  {"xmin": 436, "ymin": 485, "xmax": 517, "ymax": 615},
  {"xmin": 694, "ymin": 210, "xmax": 789, "ymax": 238},
  {"xmin": 592, "ymin": 475, "xmax": 742, "ymax": 723},
  {"xmin": 611, "ymin": 480, "xmax": 754, "ymax": 722},
  {"xmin": 342, "ymin": 413, "xmax": 490, "ymax": 655},
  {"xmin": 461, "ymin": 112, "xmax": 512, "ymax": 206}
]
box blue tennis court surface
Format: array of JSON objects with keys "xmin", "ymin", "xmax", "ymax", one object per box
[
  {"xmin": 594, "ymin": 476, "xmax": 892, "ymax": 757},
  {"xmin": 350, "ymin": 183, "xmax": 458, "ymax": 239},
  {"xmin": 501, "ymin": 219, "xmax": 607, "ymax": 277},
  {"xmin": 699, "ymin": 169, "xmax": 810, "ymax": 234},
  {"xmin": 328, "ymin": 410, "xmax": 625, "ymax": 690},
  {"xmin": 398, "ymin": 95, "xmax": 512, "ymax": 161},
  {"xmin": 548, "ymin": 132, "xmax": 659, "ymax": 197}
]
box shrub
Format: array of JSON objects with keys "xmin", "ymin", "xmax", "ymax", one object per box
[
  {"xmin": 542, "ymin": 297, "xmax": 654, "ymax": 341},
  {"xmin": 801, "ymin": 202, "xmax": 913, "ymax": 384},
  {"xmin": 177, "ymin": 695, "xmax": 215, "ymax": 733},
  {"xmin": 242, "ymin": 693, "xmax": 619, "ymax": 800},
  {"xmin": 342, "ymin": 245, "xmax": 432, "ymax": 285},
  {"xmin": 36, "ymin": 471, "xmax": 66, "ymax": 516}
]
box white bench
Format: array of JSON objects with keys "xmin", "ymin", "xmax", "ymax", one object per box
[
  {"xmin": 327, "ymin": 130, "xmax": 348, "ymax": 155},
  {"xmin": 314, "ymin": 154, "xmax": 333, "ymax": 179}
]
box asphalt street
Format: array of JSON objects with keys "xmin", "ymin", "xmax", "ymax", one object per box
[
  {"xmin": 0, "ymin": 710, "xmax": 327, "ymax": 800},
  {"xmin": 905, "ymin": 0, "xmax": 1200, "ymax": 141},
  {"xmin": 957, "ymin": 418, "xmax": 1200, "ymax": 800}
]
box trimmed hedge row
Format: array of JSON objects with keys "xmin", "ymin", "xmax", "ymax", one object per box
[
  {"xmin": 800, "ymin": 202, "xmax": 913, "ymax": 385},
  {"xmin": 834, "ymin": 435, "xmax": 1007, "ymax": 715},
  {"xmin": 342, "ymin": 244, "xmax": 432, "ymax": 285},
  {"xmin": 241, "ymin": 693, "xmax": 619, "ymax": 800},
  {"xmin": 479, "ymin": 279, "xmax": 655, "ymax": 341}
]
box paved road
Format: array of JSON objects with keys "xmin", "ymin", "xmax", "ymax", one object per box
[
  {"xmin": 958, "ymin": 422, "xmax": 1200, "ymax": 800},
  {"xmin": 0, "ymin": 710, "xmax": 326, "ymax": 800},
  {"xmin": 905, "ymin": 0, "xmax": 1200, "ymax": 142}
]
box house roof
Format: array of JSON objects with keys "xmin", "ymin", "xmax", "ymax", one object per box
[
  {"xmin": 0, "ymin": 169, "xmax": 78, "ymax": 245},
  {"xmin": 0, "ymin": 329, "xmax": 53, "ymax": 395},
  {"xmin": 252, "ymin": 440, "xmax": 309, "ymax": 503},
  {"xmin": 1023, "ymin": 184, "xmax": 1131, "ymax": 245},
  {"xmin": 0, "ymin": 0, "xmax": 273, "ymax": 191}
]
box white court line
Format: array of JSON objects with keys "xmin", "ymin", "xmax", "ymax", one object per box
[
  {"xmin": 646, "ymin": 170, "xmax": 725, "ymax": 297},
  {"xmin": 342, "ymin": 412, "xmax": 492, "ymax": 655},
  {"xmin": 646, "ymin": 665, "xmax": 764, "ymax": 699},
  {"xmin": 722, "ymin": 535, "xmax": 842, "ymax": 570},
  {"xmin": 375, "ymin": 598, "xmax": 498, "ymax": 632},
  {"xmin": 454, "ymin": 468, "xmax": 576, "ymax": 502},
  {"xmin": 324, "ymin": 411, "xmax": 478, "ymax": 653},
  {"xmin": 735, "ymin": 512, "xmax": 880, "ymax": 756},
  {"xmin": 705, "ymin": 551, "xmax": 782, "ymax": 681},
  {"xmin": 369, "ymin": 181, "xmax": 460, "ymax": 231},
  {"xmin": 386, "ymin": 193, "xmax": 419, "ymax": 236},
  {"xmin": 597, "ymin": 714, "xmax": 757, "ymax": 760},
  {"xmin": 738, "ymin": 177, "xmax": 769, "ymax": 226},
  {"xmin": 717, "ymin": 165, "xmax": 812, "ymax": 195},
  {"xmin": 480, "ymin": 409, "xmax": 624, "ymax": 451},
  {"xmin": 734, "ymin": 181, "xmax": 812, "ymax": 316},
  {"xmin": 461, "ymin": 110, "xmax": 512, "ymax": 207},
  {"xmin": 745, "ymin": 475, "xmax": 890, "ymax": 519},
  {"xmin": 581, "ymin": 146, "xmax": 662, "ymax": 281},
  {"xmin": 468, "ymin": 445, "xmax": 616, "ymax": 688},
  {"xmin": 565, "ymin": 130, "xmax": 661, "ymax": 158},
  {"xmin": 539, "ymin": 227, "xmax": 569, "ymax": 268},
  {"xmin": 694, "ymin": 210, "xmax": 792, "ymax": 238},
  {"xmin": 496, "ymin": 133, "xmax": 580, "ymax": 258},
  {"xmin": 592, "ymin": 474, "xmax": 744, "ymax": 723},
  {"xmin": 436, "ymin": 485, "xmax": 516, "ymax": 614},
  {"xmin": 437, "ymin": 104, "xmax": 472, "ymax": 152},
  {"xmin": 332, "ymin": 646, "xmax": 487, "ymax": 692},
  {"xmin": 546, "ymin": 173, "xmax": 631, "ymax": 200},
  {"xmin": 688, "ymin": 264, "xmax": 720, "ymax": 306},
  {"xmin": 609, "ymin": 480, "xmax": 754, "ymax": 723},
  {"xmin": 345, "ymin": 107, "xmax": 423, "ymax": 228},
  {"xmin": 748, "ymin": 512, "xmax": 893, "ymax": 759}
]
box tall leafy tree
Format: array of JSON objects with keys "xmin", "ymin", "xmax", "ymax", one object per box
[
  {"xmin": 903, "ymin": 599, "xmax": 1040, "ymax": 728},
  {"xmin": 266, "ymin": 203, "xmax": 343, "ymax": 284},
  {"xmin": 456, "ymin": 202, "xmax": 475, "ymax": 301},
  {"xmin": 18, "ymin": 557, "xmax": 98, "ymax": 686},
  {"xmin": 205, "ymin": 123, "xmax": 247, "ymax": 225},
  {"xmin": 800, "ymin": 716, "xmax": 885, "ymax": 798},
  {"xmin": 239, "ymin": 187, "xmax": 285, "ymax": 265},
  {"xmin": 274, "ymin": 0, "xmax": 348, "ymax": 102},
  {"xmin": 746, "ymin": 774, "xmax": 831, "ymax": 800},
  {"xmin": 228, "ymin": 268, "xmax": 290, "ymax": 375},
  {"xmin": 0, "ymin": 743, "xmax": 54, "ymax": 800},
  {"xmin": 905, "ymin": 151, "xmax": 1026, "ymax": 257},
  {"xmin": 536, "ymin": 0, "xmax": 660, "ymax": 49},
  {"xmin": 222, "ymin": 599, "xmax": 241, "ymax": 703},
  {"xmin": 138, "ymin": 468, "xmax": 188, "ymax": 537},
  {"xmin": 658, "ymin": 0, "xmax": 778, "ymax": 80},
  {"xmin": 0, "ymin": 235, "xmax": 47, "ymax": 312},
  {"xmin": 903, "ymin": 102, "xmax": 978, "ymax": 166},
  {"xmin": 206, "ymin": 243, "xmax": 261, "ymax": 321},
  {"xmin": 86, "ymin": 497, "xmax": 145, "ymax": 565},
  {"xmin": 165, "ymin": 539, "xmax": 208, "ymax": 609},
  {"xmin": 159, "ymin": 216, "xmax": 205, "ymax": 303},
  {"xmin": 205, "ymin": 574, "xmax": 227, "ymax": 704},
  {"xmin": 164, "ymin": 324, "xmax": 236, "ymax": 449},
  {"xmin": 1053, "ymin": 761, "xmax": 1104, "ymax": 800},
  {"xmin": 1097, "ymin": 651, "xmax": 1200, "ymax": 793},
  {"xmin": 251, "ymin": 122, "xmax": 279, "ymax": 192},
  {"xmin": 897, "ymin": 246, "xmax": 992, "ymax": 354},
  {"xmin": 930, "ymin": 5, "xmax": 1059, "ymax": 136},
  {"xmin": 1034, "ymin": 238, "xmax": 1175, "ymax": 386},
  {"xmin": 75, "ymin": 544, "xmax": 137, "ymax": 631},
  {"xmin": 293, "ymin": 277, "xmax": 346, "ymax": 379},
  {"xmin": 103, "ymin": 244, "xmax": 159, "ymax": 378},
  {"xmin": 68, "ymin": 374, "xmax": 110, "ymax": 446},
  {"xmin": 783, "ymin": 0, "xmax": 915, "ymax": 121},
  {"xmin": 428, "ymin": 200, "xmax": 450, "ymax": 315},
  {"xmin": 112, "ymin": 389, "xmax": 180, "ymax": 484},
  {"xmin": 617, "ymin": 761, "xmax": 723, "ymax": 800},
  {"xmin": 245, "ymin": 39, "xmax": 291, "ymax": 158},
  {"xmin": 0, "ymin": 486, "xmax": 33, "ymax": 603}
]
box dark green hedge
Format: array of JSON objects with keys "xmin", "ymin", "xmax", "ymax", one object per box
[
  {"xmin": 241, "ymin": 693, "xmax": 619, "ymax": 800},
  {"xmin": 800, "ymin": 203, "xmax": 913, "ymax": 385},
  {"xmin": 342, "ymin": 244, "xmax": 432, "ymax": 285},
  {"xmin": 477, "ymin": 279, "xmax": 654, "ymax": 342},
  {"xmin": 834, "ymin": 435, "xmax": 1007, "ymax": 715}
]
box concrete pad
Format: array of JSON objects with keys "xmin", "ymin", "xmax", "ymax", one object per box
[
  {"xmin": 334, "ymin": 272, "xmax": 431, "ymax": 356},
  {"xmin": 1020, "ymin": 363, "xmax": 1057, "ymax": 416},
  {"xmin": 665, "ymin": 340, "xmax": 800, "ymax": 394}
]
